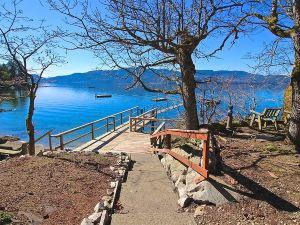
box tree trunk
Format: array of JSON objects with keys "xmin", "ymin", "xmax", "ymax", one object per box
[
  {"xmin": 288, "ymin": 1, "xmax": 300, "ymax": 149},
  {"xmin": 178, "ymin": 50, "xmax": 200, "ymax": 130},
  {"xmin": 26, "ymin": 86, "xmax": 36, "ymax": 155}
]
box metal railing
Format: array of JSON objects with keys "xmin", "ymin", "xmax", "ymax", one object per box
[
  {"xmin": 49, "ymin": 106, "xmax": 140, "ymax": 150},
  {"xmin": 150, "ymin": 129, "xmax": 210, "ymax": 183}
]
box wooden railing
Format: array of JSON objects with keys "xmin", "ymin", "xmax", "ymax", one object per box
[
  {"xmin": 50, "ymin": 106, "xmax": 140, "ymax": 150},
  {"xmin": 129, "ymin": 108, "xmax": 158, "ymax": 132},
  {"xmin": 150, "ymin": 129, "xmax": 210, "ymax": 183},
  {"xmin": 34, "ymin": 130, "xmax": 53, "ymax": 150}
]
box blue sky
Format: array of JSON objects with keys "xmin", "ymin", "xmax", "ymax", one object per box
[{"xmin": 4, "ymin": 0, "xmax": 287, "ymax": 77}]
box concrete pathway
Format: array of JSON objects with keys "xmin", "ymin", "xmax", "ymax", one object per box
[
  {"xmin": 110, "ymin": 153, "xmax": 196, "ymax": 225},
  {"xmin": 75, "ymin": 122, "xmax": 196, "ymax": 225},
  {"xmin": 95, "ymin": 128, "xmax": 195, "ymax": 225}
]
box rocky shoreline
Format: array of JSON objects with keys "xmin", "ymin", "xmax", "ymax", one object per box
[{"xmin": 0, "ymin": 77, "xmax": 28, "ymax": 91}]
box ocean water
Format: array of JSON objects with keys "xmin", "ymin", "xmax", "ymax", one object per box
[{"xmin": 0, "ymin": 84, "xmax": 285, "ymax": 148}]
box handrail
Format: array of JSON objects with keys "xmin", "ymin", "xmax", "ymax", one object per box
[
  {"xmin": 51, "ymin": 106, "xmax": 139, "ymax": 150},
  {"xmin": 151, "ymin": 128, "xmax": 209, "ymax": 140},
  {"xmin": 150, "ymin": 129, "xmax": 210, "ymax": 183},
  {"xmin": 34, "ymin": 130, "xmax": 53, "ymax": 143},
  {"xmin": 53, "ymin": 106, "xmax": 139, "ymax": 137},
  {"xmin": 130, "ymin": 108, "xmax": 158, "ymax": 132},
  {"xmin": 152, "ymin": 122, "xmax": 166, "ymax": 136}
]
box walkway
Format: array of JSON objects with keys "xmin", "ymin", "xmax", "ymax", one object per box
[
  {"xmin": 110, "ymin": 153, "xmax": 196, "ymax": 225},
  {"xmin": 89, "ymin": 125, "xmax": 196, "ymax": 225}
]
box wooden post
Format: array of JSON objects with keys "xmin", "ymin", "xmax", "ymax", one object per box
[
  {"xmin": 165, "ymin": 134, "xmax": 171, "ymax": 149},
  {"xmin": 106, "ymin": 118, "xmax": 109, "ymax": 132},
  {"xmin": 48, "ymin": 133, "xmax": 52, "ymax": 151},
  {"xmin": 60, "ymin": 135, "xmax": 64, "ymax": 150},
  {"xmin": 130, "ymin": 117, "xmax": 132, "ymax": 132},
  {"xmin": 113, "ymin": 117, "xmax": 116, "ymax": 131},
  {"xmin": 91, "ymin": 124, "xmax": 95, "ymax": 140},
  {"xmin": 202, "ymin": 134, "xmax": 209, "ymax": 170},
  {"xmin": 142, "ymin": 115, "xmax": 145, "ymax": 131}
]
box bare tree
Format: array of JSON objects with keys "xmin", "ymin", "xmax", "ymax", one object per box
[
  {"xmin": 48, "ymin": 0, "xmax": 252, "ymax": 130},
  {"xmin": 251, "ymin": 0, "xmax": 300, "ymax": 148},
  {"xmin": 0, "ymin": 0, "xmax": 64, "ymax": 155}
]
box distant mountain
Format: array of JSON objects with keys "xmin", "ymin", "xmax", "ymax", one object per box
[{"xmin": 43, "ymin": 69, "xmax": 290, "ymax": 89}]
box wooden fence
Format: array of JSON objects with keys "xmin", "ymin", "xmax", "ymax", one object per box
[{"xmin": 150, "ymin": 129, "xmax": 210, "ymax": 183}]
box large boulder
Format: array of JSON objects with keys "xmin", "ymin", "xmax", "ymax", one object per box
[
  {"xmin": 190, "ymin": 176, "xmax": 243, "ymax": 205},
  {"xmin": 164, "ymin": 152, "xmax": 187, "ymax": 183}
]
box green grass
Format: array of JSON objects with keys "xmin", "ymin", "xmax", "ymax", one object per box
[{"xmin": 0, "ymin": 211, "xmax": 12, "ymax": 225}]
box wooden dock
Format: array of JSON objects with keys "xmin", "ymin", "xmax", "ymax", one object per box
[{"xmin": 36, "ymin": 104, "xmax": 182, "ymax": 152}]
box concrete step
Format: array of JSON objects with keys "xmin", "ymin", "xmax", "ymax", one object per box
[{"xmin": 111, "ymin": 212, "xmax": 196, "ymax": 225}]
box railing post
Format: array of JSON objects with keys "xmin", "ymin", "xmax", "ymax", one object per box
[
  {"xmin": 106, "ymin": 118, "xmax": 109, "ymax": 132},
  {"xmin": 165, "ymin": 134, "xmax": 171, "ymax": 149},
  {"xmin": 59, "ymin": 135, "xmax": 64, "ymax": 150},
  {"xmin": 91, "ymin": 124, "xmax": 95, "ymax": 140},
  {"xmin": 202, "ymin": 134, "xmax": 209, "ymax": 170},
  {"xmin": 120, "ymin": 113, "xmax": 123, "ymax": 124},
  {"xmin": 48, "ymin": 133, "xmax": 52, "ymax": 151},
  {"xmin": 130, "ymin": 117, "xmax": 132, "ymax": 132},
  {"xmin": 113, "ymin": 117, "xmax": 116, "ymax": 131},
  {"xmin": 136, "ymin": 107, "xmax": 139, "ymax": 116}
]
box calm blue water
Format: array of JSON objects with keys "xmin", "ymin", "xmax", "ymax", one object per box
[
  {"xmin": 0, "ymin": 84, "xmax": 285, "ymax": 148},
  {"xmin": 0, "ymin": 85, "xmax": 182, "ymax": 147}
]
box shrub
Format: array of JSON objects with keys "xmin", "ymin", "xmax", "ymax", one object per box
[{"xmin": 0, "ymin": 211, "xmax": 12, "ymax": 224}]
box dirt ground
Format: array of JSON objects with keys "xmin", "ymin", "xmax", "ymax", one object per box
[
  {"xmin": 0, "ymin": 152, "xmax": 117, "ymax": 225},
  {"xmin": 194, "ymin": 126, "xmax": 300, "ymax": 225}
]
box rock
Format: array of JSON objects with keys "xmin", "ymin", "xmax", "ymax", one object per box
[
  {"xmin": 81, "ymin": 218, "xmax": 94, "ymax": 225},
  {"xmin": 166, "ymin": 153, "xmax": 187, "ymax": 183},
  {"xmin": 109, "ymin": 166, "xmax": 115, "ymax": 171},
  {"xmin": 110, "ymin": 182, "xmax": 116, "ymax": 188},
  {"xmin": 185, "ymin": 168, "xmax": 202, "ymax": 193},
  {"xmin": 107, "ymin": 189, "xmax": 114, "ymax": 196},
  {"xmin": 88, "ymin": 212, "xmax": 102, "ymax": 223},
  {"xmin": 0, "ymin": 108, "xmax": 14, "ymax": 113},
  {"xmin": 42, "ymin": 151, "xmax": 53, "ymax": 156},
  {"xmin": 18, "ymin": 211, "xmax": 43, "ymax": 225},
  {"xmin": 194, "ymin": 205, "xmax": 206, "ymax": 217},
  {"xmin": 102, "ymin": 196, "xmax": 112, "ymax": 203},
  {"xmin": 0, "ymin": 135, "xmax": 19, "ymax": 144},
  {"xmin": 178, "ymin": 194, "xmax": 192, "ymax": 208},
  {"xmin": 255, "ymin": 134, "xmax": 284, "ymax": 142},
  {"xmin": 94, "ymin": 202, "xmax": 105, "ymax": 212},
  {"xmin": 43, "ymin": 205, "xmax": 57, "ymax": 219},
  {"xmin": 177, "ymin": 182, "xmax": 187, "ymax": 198},
  {"xmin": 191, "ymin": 178, "xmax": 243, "ymax": 205},
  {"xmin": 35, "ymin": 144, "xmax": 45, "ymax": 156},
  {"xmin": 160, "ymin": 157, "xmax": 166, "ymax": 168},
  {"xmin": 174, "ymin": 175, "xmax": 186, "ymax": 188},
  {"xmin": 103, "ymin": 200, "xmax": 111, "ymax": 209}
]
